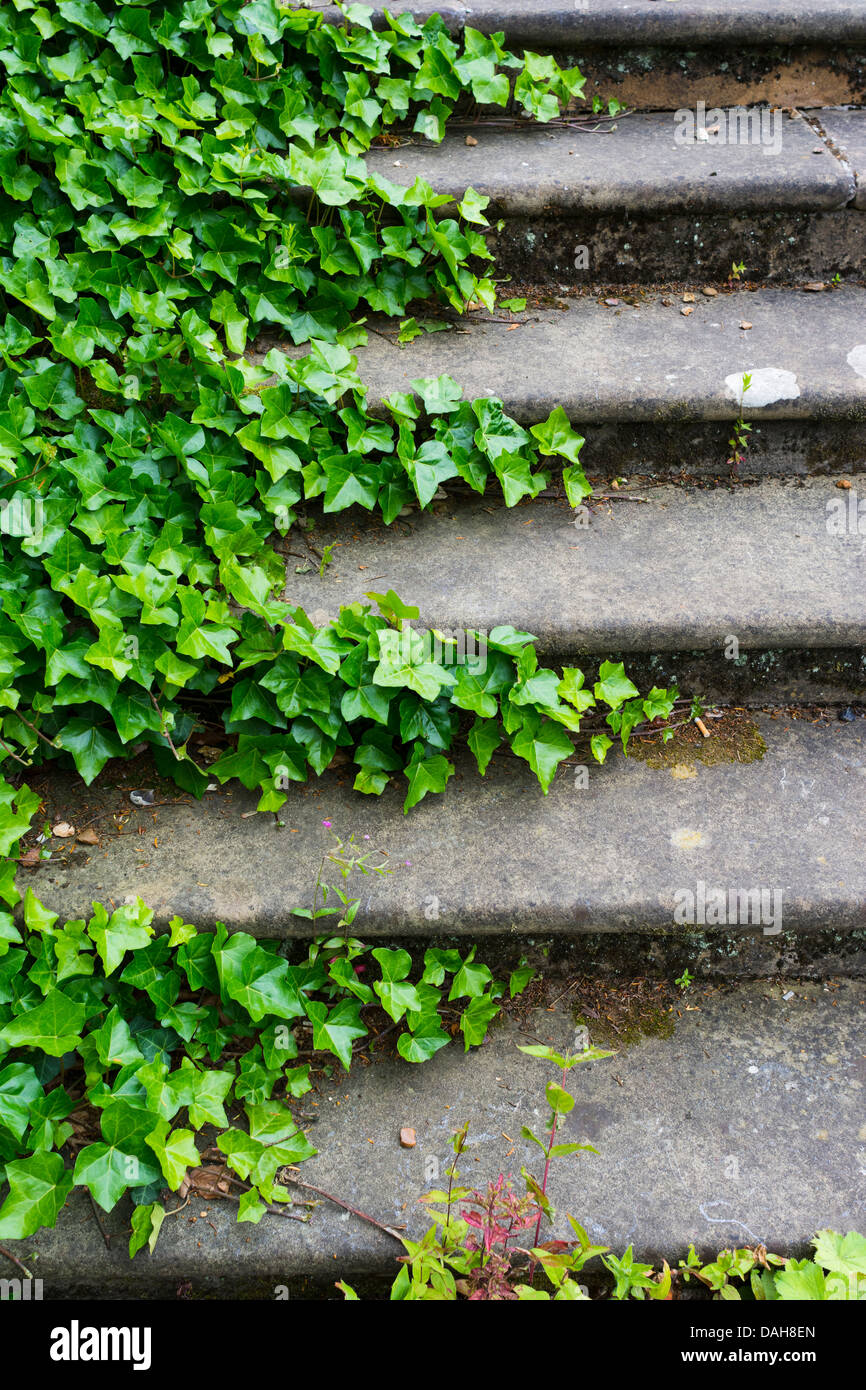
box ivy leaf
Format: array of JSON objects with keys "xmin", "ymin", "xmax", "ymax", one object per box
[
  {"xmin": 212, "ymin": 926, "xmax": 305, "ymax": 1024},
  {"xmin": 397, "ymin": 1018, "xmax": 450, "ymax": 1062},
  {"xmin": 373, "ymin": 947, "xmax": 420, "ymax": 1022},
  {"xmin": 0, "ymin": 1062, "xmax": 42, "ymax": 1141},
  {"xmin": 57, "ymin": 718, "xmax": 124, "ymax": 784},
  {"xmin": 86, "ymin": 898, "xmax": 154, "ymax": 975},
  {"xmin": 412, "ymin": 375, "xmax": 463, "ymax": 415},
  {"xmin": 510, "ymin": 716, "xmax": 573, "ymax": 794},
  {"xmin": 92, "ymin": 1006, "xmax": 145, "ymax": 1069},
  {"xmin": 188, "ymin": 1068, "xmax": 234, "ymax": 1130},
  {"xmin": 145, "ymin": 1119, "xmax": 201, "ymax": 1191},
  {"xmin": 304, "ymin": 998, "xmax": 366, "ymax": 1072},
  {"xmin": 591, "ymin": 734, "xmax": 613, "ymax": 765},
  {"xmin": 593, "ymin": 661, "xmax": 640, "ymax": 711},
  {"xmin": 0, "ymin": 1151, "xmax": 73, "ymax": 1239},
  {"xmin": 237, "ymin": 1189, "xmax": 267, "ymax": 1223},
  {"xmin": 403, "ymin": 752, "xmax": 455, "ymax": 813},
  {"xmin": 459, "ymin": 993, "xmax": 500, "ymax": 1049},
  {"xmin": 530, "ymin": 406, "xmax": 585, "ymax": 464},
  {"xmin": 74, "ymin": 1110, "xmax": 162, "ymax": 1212},
  {"xmin": 129, "ymin": 1202, "xmax": 165, "ymax": 1258},
  {"xmin": 0, "ymin": 988, "xmax": 85, "ymax": 1056},
  {"xmin": 467, "ymin": 717, "xmax": 502, "ymax": 776},
  {"xmin": 448, "ymin": 949, "xmax": 492, "ymax": 1001}
]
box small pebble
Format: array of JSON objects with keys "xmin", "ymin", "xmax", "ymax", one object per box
[
  {"xmin": 399, "ymin": 1127, "xmax": 417, "ymax": 1149},
  {"xmin": 129, "ymin": 789, "xmax": 155, "ymax": 807}
]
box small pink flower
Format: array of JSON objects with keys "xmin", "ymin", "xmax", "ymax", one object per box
[
  {"xmin": 404, "ymin": 860, "xmax": 412, "ymax": 866},
  {"xmin": 363, "ymin": 834, "xmax": 370, "ymax": 840},
  {"xmin": 322, "ymin": 819, "xmax": 332, "ymax": 828}
]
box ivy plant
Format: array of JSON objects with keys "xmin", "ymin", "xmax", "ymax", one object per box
[
  {"xmin": 0, "ymin": 806, "xmax": 518, "ymax": 1254},
  {"xmin": 0, "ymin": 1, "xmax": 682, "ymax": 816}
]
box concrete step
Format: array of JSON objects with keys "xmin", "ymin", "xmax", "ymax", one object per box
[
  {"xmin": 282, "ymin": 479, "xmax": 866, "ymax": 702},
  {"xmin": 4, "ymin": 976, "xmax": 864, "ymax": 1295},
  {"xmin": 260, "ymin": 286, "xmax": 866, "ymax": 477},
  {"xmin": 323, "ymin": 2, "xmax": 866, "ymax": 110},
  {"xmin": 364, "ymin": 110, "xmax": 865, "ymax": 283},
  {"xmin": 23, "ymin": 714, "xmax": 866, "ymax": 953},
  {"xmin": 287, "ymin": 479, "xmax": 866, "ymax": 657}
]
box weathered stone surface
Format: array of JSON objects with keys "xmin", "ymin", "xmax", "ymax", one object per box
[
  {"xmin": 6, "ymin": 979, "xmax": 865, "ymax": 1295},
  {"xmin": 360, "ymin": 116, "xmax": 865, "ymax": 282},
  {"xmin": 820, "ymin": 107, "xmax": 866, "ymax": 208},
  {"xmin": 322, "ymin": 1, "xmax": 866, "ymax": 46},
  {"xmin": 23, "ymin": 717, "xmax": 866, "ymax": 939},
  {"xmin": 286, "ymin": 480, "xmax": 866, "ymax": 654},
  {"xmin": 365, "ymin": 116, "xmax": 855, "ymax": 216},
  {"xmin": 280, "ymin": 287, "xmax": 866, "ymax": 425}
]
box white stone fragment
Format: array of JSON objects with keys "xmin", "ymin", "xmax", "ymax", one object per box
[{"xmin": 724, "ymin": 368, "xmax": 801, "ymax": 407}]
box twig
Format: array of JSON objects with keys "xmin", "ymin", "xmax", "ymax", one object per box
[
  {"xmin": 15, "ymin": 713, "xmax": 58, "ymax": 750},
  {"xmin": 161, "ymin": 1197, "xmax": 191, "ymax": 1218},
  {"xmin": 281, "ymin": 1170, "xmax": 406, "ymax": 1241},
  {"xmin": 0, "ymin": 1246, "xmax": 33, "ymax": 1280},
  {"xmin": 223, "ymin": 1191, "xmax": 311, "ymax": 1222},
  {"xmin": 87, "ymin": 1191, "xmax": 113, "ymax": 1250},
  {"xmin": 589, "ymin": 494, "xmax": 651, "ymax": 503},
  {"xmin": 0, "ymin": 736, "xmax": 30, "ymax": 767},
  {"xmin": 148, "ymin": 691, "xmax": 180, "ymax": 759}
]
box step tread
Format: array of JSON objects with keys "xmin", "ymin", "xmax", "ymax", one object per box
[
  {"xmin": 6, "ymin": 979, "xmax": 864, "ymax": 1291},
  {"xmin": 287, "ymin": 480, "xmax": 866, "ymax": 653},
  {"xmin": 365, "ymin": 111, "xmax": 858, "ymax": 216},
  {"xmin": 322, "ymin": 1, "xmax": 866, "ymax": 46},
  {"xmin": 281, "ymin": 286, "xmax": 866, "ymax": 423},
  {"xmin": 28, "ymin": 716, "xmax": 866, "ymax": 936}
]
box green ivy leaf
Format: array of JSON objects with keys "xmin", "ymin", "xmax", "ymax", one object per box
[{"xmin": 0, "ymin": 1151, "xmax": 74, "ymax": 1239}]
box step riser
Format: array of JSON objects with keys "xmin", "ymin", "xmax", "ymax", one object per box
[
  {"xmin": 321, "ymin": 4, "xmax": 866, "ymax": 108},
  {"xmin": 583, "ymin": 420, "xmax": 866, "ymax": 481},
  {"xmin": 570, "ymin": 45, "xmax": 866, "ymax": 113},
  {"xmin": 583, "ymin": 650, "xmax": 866, "ymax": 708},
  {"xmin": 487, "ymin": 210, "xmax": 866, "ymax": 286}
]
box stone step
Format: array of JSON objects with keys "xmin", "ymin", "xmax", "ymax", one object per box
[
  {"xmin": 283, "ymin": 479, "xmax": 866, "ymax": 703},
  {"xmin": 25, "ymin": 715, "xmax": 866, "ymax": 952},
  {"xmin": 322, "ymin": 1, "xmax": 866, "ymax": 110},
  {"xmin": 260, "ymin": 286, "xmax": 866, "ymax": 477},
  {"xmin": 4, "ymin": 976, "xmax": 864, "ymax": 1295},
  {"xmin": 362, "ymin": 111, "xmax": 865, "ymax": 283},
  {"xmin": 287, "ymin": 480, "xmax": 866, "ymax": 663}
]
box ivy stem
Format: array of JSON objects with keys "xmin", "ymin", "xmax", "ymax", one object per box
[
  {"xmin": 0, "ymin": 1246, "xmax": 33, "ymax": 1279},
  {"xmin": 528, "ymin": 1063, "xmax": 567, "ymax": 1279}
]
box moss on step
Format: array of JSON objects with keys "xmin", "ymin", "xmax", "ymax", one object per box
[
  {"xmin": 626, "ymin": 710, "xmax": 767, "ymax": 769},
  {"xmin": 570, "ymin": 977, "xmax": 678, "ymax": 1049}
]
